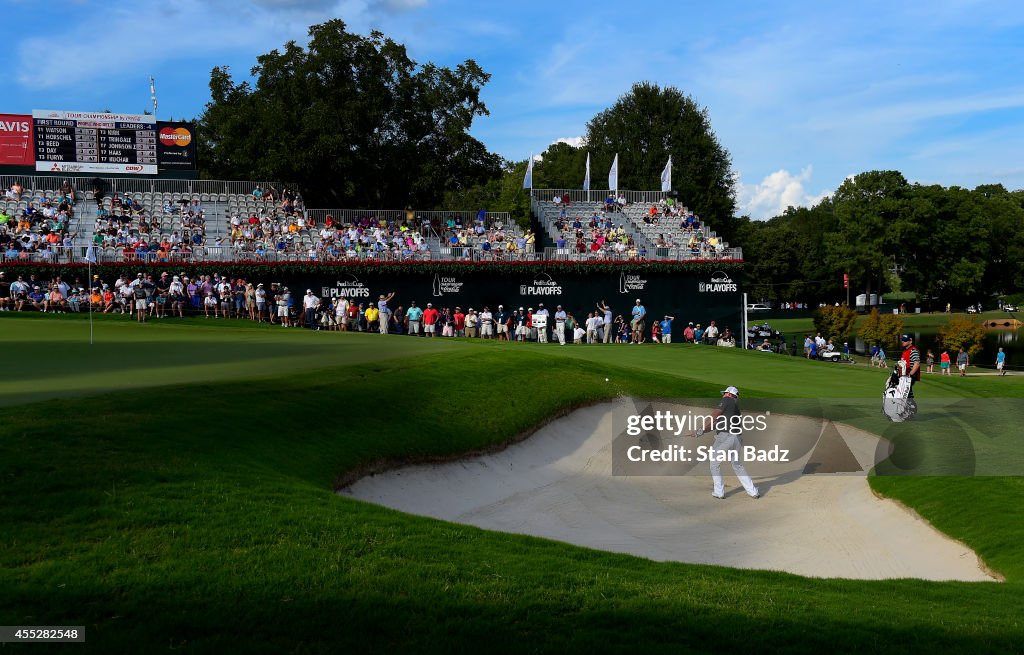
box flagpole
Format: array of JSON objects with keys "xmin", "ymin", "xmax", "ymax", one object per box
[
  {"xmin": 614, "ymin": 152, "xmax": 619, "ymax": 198},
  {"xmin": 88, "ymin": 258, "xmax": 94, "ymax": 345},
  {"xmin": 85, "ymin": 244, "xmax": 97, "ymax": 345}
]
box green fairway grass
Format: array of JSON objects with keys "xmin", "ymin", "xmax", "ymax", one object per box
[{"xmin": 2, "ymin": 316, "xmax": 1024, "ymax": 653}]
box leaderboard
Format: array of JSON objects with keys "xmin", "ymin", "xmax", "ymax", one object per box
[{"xmin": 33, "ymin": 109, "xmax": 158, "ymax": 174}]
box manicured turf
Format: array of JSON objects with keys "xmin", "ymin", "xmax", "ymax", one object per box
[{"xmin": 2, "ymin": 315, "xmax": 1023, "ymax": 653}]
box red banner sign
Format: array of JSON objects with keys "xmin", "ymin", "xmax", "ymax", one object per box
[{"xmin": 0, "ymin": 113, "xmax": 34, "ymax": 166}]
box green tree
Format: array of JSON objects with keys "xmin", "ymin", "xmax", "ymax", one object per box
[
  {"xmin": 584, "ymin": 82, "xmax": 736, "ymax": 223},
  {"xmin": 938, "ymin": 317, "xmax": 987, "ymax": 358},
  {"xmin": 442, "ymin": 159, "xmax": 533, "ymax": 228},
  {"xmin": 858, "ymin": 308, "xmax": 904, "ymax": 349},
  {"xmin": 531, "ymin": 142, "xmax": 591, "ymax": 190},
  {"xmin": 827, "ymin": 171, "xmax": 909, "ymax": 297},
  {"xmin": 813, "ymin": 305, "xmax": 858, "ymax": 343},
  {"xmin": 196, "ymin": 19, "xmax": 501, "ymax": 208}
]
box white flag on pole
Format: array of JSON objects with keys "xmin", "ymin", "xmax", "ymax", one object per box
[
  {"xmin": 583, "ymin": 152, "xmax": 591, "ymax": 192},
  {"xmin": 661, "ymin": 155, "xmax": 672, "ymax": 192},
  {"xmin": 85, "ymin": 244, "xmax": 97, "ymax": 264},
  {"xmin": 608, "ymin": 153, "xmax": 618, "ymax": 192},
  {"xmin": 523, "ymin": 155, "xmax": 534, "ymax": 189}
]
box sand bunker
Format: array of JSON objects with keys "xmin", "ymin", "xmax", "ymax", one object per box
[{"xmin": 343, "ymin": 399, "xmax": 994, "ymax": 581}]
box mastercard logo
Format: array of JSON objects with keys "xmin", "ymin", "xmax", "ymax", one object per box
[{"xmin": 159, "ymin": 127, "xmax": 192, "ymax": 147}]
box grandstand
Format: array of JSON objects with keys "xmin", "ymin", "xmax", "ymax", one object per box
[
  {"xmin": 1, "ymin": 176, "xmax": 741, "ymax": 265},
  {"xmin": 531, "ymin": 189, "xmax": 742, "ymax": 261}
]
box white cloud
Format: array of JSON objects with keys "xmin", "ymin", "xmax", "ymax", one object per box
[
  {"xmin": 15, "ymin": 0, "xmax": 432, "ymax": 92},
  {"xmin": 737, "ymin": 166, "xmax": 831, "ymax": 220},
  {"xmin": 554, "ymin": 136, "xmax": 584, "ymax": 148}
]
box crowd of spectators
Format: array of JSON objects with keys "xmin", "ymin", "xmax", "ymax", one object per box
[
  {"xmin": 550, "ymin": 206, "xmax": 640, "ymax": 258},
  {"xmin": 0, "ymin": 270, "xmax": 737, "ymax": 347},
  {"xmin": 1, "ymin": 181, "xmax": 78, "ymax": 262}
]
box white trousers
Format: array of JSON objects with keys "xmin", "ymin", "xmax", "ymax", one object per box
[{"xmin": 710, "ymin": 432, "xmax": 759, "ymax": 497}]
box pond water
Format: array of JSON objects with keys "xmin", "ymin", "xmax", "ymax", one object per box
[{"xmin": 852, "ymin": 328, "xmax": 1022, "ymax": 372}]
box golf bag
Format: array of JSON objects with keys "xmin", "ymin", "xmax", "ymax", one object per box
[{"xmin": 882, "ymin": 360, "xmax": 917, "ymax": 422}]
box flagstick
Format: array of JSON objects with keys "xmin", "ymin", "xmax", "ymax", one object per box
[{"xmin": 88, "ymin": 258, "xmax": 94, "ymax": 345}]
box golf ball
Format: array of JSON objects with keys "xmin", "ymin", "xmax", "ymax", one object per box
[{"xmin": 605, "ymin": 378, "xmax": 609, "ymax": 382}]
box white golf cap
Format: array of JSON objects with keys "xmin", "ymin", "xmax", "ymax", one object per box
[{"xmin": 721, "ymin": 386, "xmax": 739, "ymax": 396}]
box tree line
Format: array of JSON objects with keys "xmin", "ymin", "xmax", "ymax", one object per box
[{"xmin": 735, "ymin": 172, "xmax": 1024, "ymax": 307}]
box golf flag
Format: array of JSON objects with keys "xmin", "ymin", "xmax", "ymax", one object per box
[
  {"xmin": 661, "ymin": 155, "xmax": 672, "ymax": 192},
  {"xmin": 583, "ymin": 152, "xmax": 591, "ymax": 192},
  {"xmin": 523, "ymin": 155, "xmax": 533, "ymax": 189},
  {"xmin": 85, "ymin": 244, "xmax": 97, "ymax": 264},
  {"xmin": 608, "ymin": 153, "xmax": 619, "ymax": 192}
]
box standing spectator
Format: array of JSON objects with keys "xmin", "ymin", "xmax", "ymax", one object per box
[
  {"xmin": 957, "ymin": 347, "xmax": 969, "ymax": 377},
  {"xmin": 534, "ymin": 304, "xmax": 550, "ymax": 343},
  {"xmin": 514, "ymin": 307, "xmax": 528, "ymax": 342},
  {"xmin": 660, "ymin": 315, "xmax": 675, "ymax": 344},
  {"xmin": 365, "ymin": 301, "xmax": 379, "ymax": 333},
  {"xmin": 694, "ymin": 323, "xmax": 705, "ymax": 344},
  {"xmin": 169, "ymin": 276, "xmax": 186, "ymax": 319},
  {"xmin": 479, "ymin": 306, "xmax": 494, "ymax": 339},
  {"xmin": 276, "ymin": 287, "xmax": 291, "ymax": 327},
  {"xmin": 939, "ymin": 350, "xmax": 951, "ymax": 375},
  {"xmin": 926, "ymin": 349, "xmax": 935, "ymax": 374},
  {"xmin": 585, "ymin": 312, "xmax": 599, "ymax": 344},
  {"xmin": 996, "ymin": 347, "xmax": 1007, "ymax": 376},
  {"xmin": 377, "ymin": 292, "xmax": 395, "ymax": 334},
  {"xmin": 597, "ymin": 300, "xmax": 613, "ymax": 343},
  {"xmin": 453, "ymin": 307, "xmax": 466, "ymax": 337},
  {"xmin": 465, "ymin": 308, "xmax": 479, "ymax": 338},
  {"xmin": 630, "ymin": 299, "xmax": 646, "ymax": 344},
  {"xmin": 392, "ymin": 305, "xmax": 405, "ymax": 335},
  {"xmin": 334, "ymin": 294, "xmax": 349, "ymax": 331},
  {"xmin": 406, "ymin": 301, "xmax": 423, "ymax": 336},
  {"xmin": 553, "ymin": 305, "xmax": 567, "ymax": 345},
  {"xmin": 132, "ymin": 279, "xmax": 148, "ymax": 323},
  {"xmin": 422, "ymin": 302, "xmax": 438, "ymax": 337},
  {"xmin": 704, "ymin": 320, "xmax": 719, "ymax": 344},
  {"xmin": 303, "ymin": 289, "xmax": 320, "ymax": 329},
  {"xmin": 495, "ymin": 305, "xmax": 509, "ymax": 341}
]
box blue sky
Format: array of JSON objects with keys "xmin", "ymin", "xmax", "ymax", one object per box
[{"xmin": 9, "ymin": 0, "xmax": 1024, "ymax": 218}]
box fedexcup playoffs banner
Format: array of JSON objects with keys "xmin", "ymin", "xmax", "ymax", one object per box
[{"xmin": 272, "ymin": 269, "xmax": 743, "ymax": 330}]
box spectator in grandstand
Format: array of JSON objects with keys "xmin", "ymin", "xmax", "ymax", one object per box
[{"xmin": 26, "ymin": 285, "xmax": 45, "ymax": 310}]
